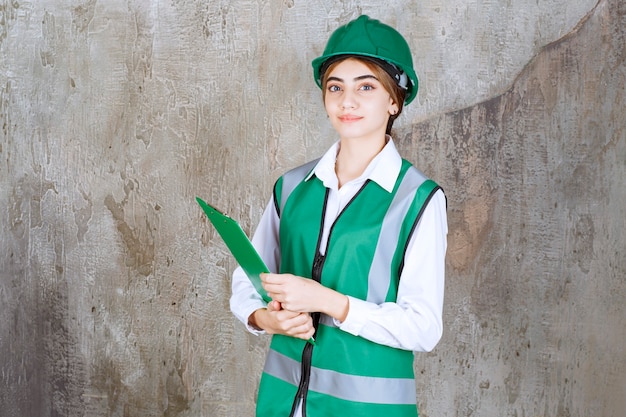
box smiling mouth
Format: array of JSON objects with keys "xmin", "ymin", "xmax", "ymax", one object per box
[{"xmin": 338, "ymin": 115, "xmax": 362, "ymax": 122}]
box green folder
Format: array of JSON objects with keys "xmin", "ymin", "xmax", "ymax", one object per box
[
  {"xmin": 196, "ymin": 197, "xmax": 316, "ymax": 346},
  {"xmin": 196, "ymin": 197, "xmax": 271, "ymax": 303}
]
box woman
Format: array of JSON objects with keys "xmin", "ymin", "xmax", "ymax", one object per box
[{"xmin": 230, "ymin": 15, "xmax": 447, "ymax": 417}]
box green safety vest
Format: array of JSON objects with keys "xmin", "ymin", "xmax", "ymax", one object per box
[{"xmin": 255, "ymin": 159, "xmax": 441, "ymax": 417}]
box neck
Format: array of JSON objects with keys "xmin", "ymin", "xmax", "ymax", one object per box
[{"xmin": 335, "ymin": 135, "xmax": 388, "ymax": 188}]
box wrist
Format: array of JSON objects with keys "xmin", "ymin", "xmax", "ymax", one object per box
[
  {"xmin": 248, "ymin": 308, "xmax": 267, "ymax": 331},
  {"xmin": 323, "ymin": 290, "xmax": 349, "ymax": 323},
  {"xmin": 335, "ymin": 294, "xmax": 349, "ymax": 323}
]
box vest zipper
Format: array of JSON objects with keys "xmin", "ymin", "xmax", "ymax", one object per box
[
  {"xmin": 291, "ymin": 251, "xmax": 324, "ymax": 417},
  {"xmin": 289, "ymin": 183, "xmax": 371, "ymax": 416},
  {"xmin": 290, "ymin": 190, "xmax": 330, "ymax": 417}
]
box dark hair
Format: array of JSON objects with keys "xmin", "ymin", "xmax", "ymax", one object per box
[{"xmin": 321, "ymin": 56, "xmax": 407, "ymax": 135}]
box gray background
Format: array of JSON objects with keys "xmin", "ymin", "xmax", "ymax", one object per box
[{"xmin": 1, "ymin": 0, "xmax": 624, "ymax": 416}]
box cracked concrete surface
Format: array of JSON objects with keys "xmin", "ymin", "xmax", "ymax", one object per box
[{"xmin": 1, "ymin": 0, "xmax": 624, "ymax": 416}]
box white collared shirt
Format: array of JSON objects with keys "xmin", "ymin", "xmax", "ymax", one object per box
[{"xmin": 230, "ymin": 138, "xmax": 447, "ymax": 352}]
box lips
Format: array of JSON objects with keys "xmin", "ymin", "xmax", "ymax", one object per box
[{"xmin": 338, "ymin": 114, "xmax": 363, "ymax": 122}]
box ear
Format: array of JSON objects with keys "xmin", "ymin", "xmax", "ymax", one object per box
[{"xmin": 388, "ymin": 98, "xmax": 399, "ymax": 116}]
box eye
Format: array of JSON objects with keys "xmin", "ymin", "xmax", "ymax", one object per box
[
  {"xmin": 327, "ymin": 84, "xmax": 341, "ymax": 92},
  {"xmin": 359, "ymin": 83, "xmax": 375, "ymax": 91}
]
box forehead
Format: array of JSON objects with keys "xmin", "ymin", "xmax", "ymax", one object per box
[{"xmin": 326, "ymin": 58, "xmax": 376, "ymax": 79}]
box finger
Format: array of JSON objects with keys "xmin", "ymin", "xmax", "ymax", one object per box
[
  {"xmin": 289, "ymin": 313, "xmax": 312, "ymax": 329},
  {"xmin": 262, "ymin": 278, "xmax": 283, "ymax": 292},
  {"xmin": 298, "ymin": 328, "xmax": 315, "ymax": 341},
  {"xmin": 293, "ymin": 322, "xmax": 315, "ymax": 340},
  {"xmin": 262, "ymin": 273, "xmax": 291, "ymax": 285},
  {"xmin": 260, "ymin": 273, "xmax": 278, "ymax": 284},
  {"xmin": 268, "ymin": 300, "xmax": 282, "ymax": 311},
  {"xmin": 273, "ymin": 309, "xmax": 300, "ymax": 322},
  {"xmin": 282, "ymin": 321, "xmax": 312, "ymax": 337}
]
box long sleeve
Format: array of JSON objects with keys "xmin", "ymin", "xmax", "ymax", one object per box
[
  {"xmin": 337, "ymin": 189, "xmax": 447, "ymax": 352},
  {"xmin": 229, "ymin": 198, "xmax": 281, "ymax": 334}
]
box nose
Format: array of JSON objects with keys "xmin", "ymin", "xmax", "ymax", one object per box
[{"xmin": 340, "ymin": 90, "xmax": 357, "ymax": 110}]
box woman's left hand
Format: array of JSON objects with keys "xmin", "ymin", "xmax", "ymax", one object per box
[{"xmin": 261, "ymin": 273, "xmax": 349, "ymax": 322}]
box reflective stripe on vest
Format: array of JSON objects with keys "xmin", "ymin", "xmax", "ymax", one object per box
[
  {"xmin": 278, "ymin": 158, "xmax": 319, "ymax": 216},
  {"xmin": 264, "ymin": 349, "xmax": 417, "ymax": 405},
  {"xmin": 318, "ymin": 313, "xmax": 336, "ymax": 328},
  {"xmin": 367, "ymin": 166, "xmax": 428, "ymax": 303}
]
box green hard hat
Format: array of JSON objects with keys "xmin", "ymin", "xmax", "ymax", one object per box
[{"xmin": 312, "ymin": 15, "xmax": 419, "ymax": 104}]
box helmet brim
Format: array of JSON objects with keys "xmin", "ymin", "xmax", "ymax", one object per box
[{"xmin": 312, "ymin": 52, "xmax": 419, "ymax": 105}]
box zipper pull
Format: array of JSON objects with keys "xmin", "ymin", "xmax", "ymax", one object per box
[{"xmin": 312, "ymin": 253, "xmax": 325, "ymax": 282}]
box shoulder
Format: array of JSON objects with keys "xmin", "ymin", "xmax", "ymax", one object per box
[
  {"xmin": 283, "ymin": 158, "xmax": 320, "ymax": 181},
  {"xmin": 273, "ymin": 158, "xmax": 322, "ymax": 216},
  {"xmin": 396, "ymin": 161, "xmax": 446, "ymax": 214},
  {"xmin": 398, "ymin": 161, "xmax": 443, "ymax": 193}
]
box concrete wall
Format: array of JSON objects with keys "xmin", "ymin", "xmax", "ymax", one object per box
[{"xmin": 1, "ymin": 0, "xmax": 624, "ymax": 416}]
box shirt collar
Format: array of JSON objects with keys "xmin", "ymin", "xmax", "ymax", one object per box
[{"xmin": 305, "ymin": 136, "xmax": 402, "ymax": 193}]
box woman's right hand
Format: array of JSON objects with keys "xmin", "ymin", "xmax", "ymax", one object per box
[{"xmin": 249, "ymin": 301, "xmax": 315, "ymax": 341}]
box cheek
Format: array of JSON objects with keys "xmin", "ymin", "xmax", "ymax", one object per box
[
  {"xmin": 368, "ymin": 99, "xmax": 393, "ymax": 115},
  {"xmin": 323, "ymin": 95, "xmax": 336, "ymax": 113}
]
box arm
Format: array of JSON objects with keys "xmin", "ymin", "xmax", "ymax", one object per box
[
  {"xmin": 339, "ymin": 189, "xmax": 447, "ymax": 351},
  {"xmin": 261, "ymin": 273, "xmax": 350, "ymax": 322}
]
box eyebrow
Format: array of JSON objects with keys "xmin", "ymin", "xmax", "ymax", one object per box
[{"xmin": 326, "ymin": 74, "xmax": 379, "ymax": 83}]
